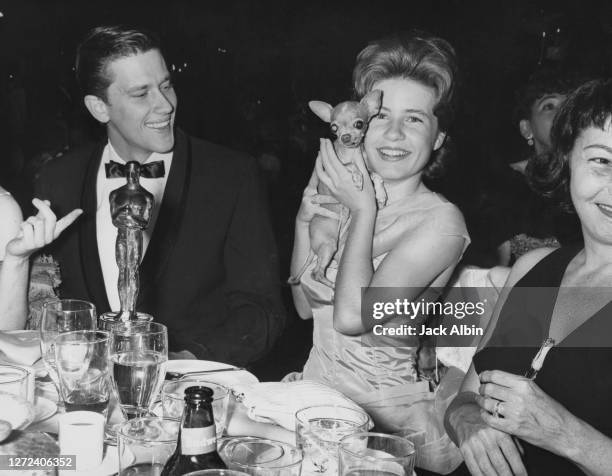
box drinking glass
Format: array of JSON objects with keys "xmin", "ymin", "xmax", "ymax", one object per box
[
  {"xmin": 392, "ymin": 428, "xmax": 426, "ymax": 471},
  {"xmin": 117, "ymin": 416, "xmax": 178, "ymax": 475},
  {"xmin": 295, "ymin": 405, "xmax": 371, "ymax": 476},
  {"xmin": 40, "ymin": 299, "xmax": 97, "ymax": 395},
  {"xmin": 183, "ymin": 469, "xmax": 248, "ymax": 476},
  {"xmin": 339, "ymin": 432, "xmax": 416, "ymax": 476},
  {"xmin": 110, "ymin": 321, "xmax": 168, "ymax": 420},
  {"xmin": 184, "ymin": 471, "xmax": 249, "ymax": 476},
  {"xmin": 54, "ymin": 330, "xmax": 110, "ymax": 416},
  {"xmin": 161, "ymin": 380, "xmax": 229, "ymax": 437},
  {"xmin": 59, "ymin": 411, "xmax": 105, "ymax": 471},
  {"xmin": 222, "ymin": 437, "xmax": 303, "ymax": 476},
  {"xmin": 0, "ymin": 364, "xmax": 31, "ymax": 400}
]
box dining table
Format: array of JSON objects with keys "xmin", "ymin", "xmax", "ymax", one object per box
[
  {"xmin": 0, "ymin": 330, "xmax": 298, "ymax": 474},
  {"xmin": 26, "ymin": 367, "xmax": 294, "ymax": 444},
  {"xmin": 0, "ymin": 330, "xmax": 419, "ymax": 476}
]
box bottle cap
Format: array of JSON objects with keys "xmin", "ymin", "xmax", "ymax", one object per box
[{"xmin": 184, "ymin": 386, "xmax": 214, "ymax": 402}]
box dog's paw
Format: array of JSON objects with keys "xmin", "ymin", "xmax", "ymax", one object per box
[
  {"xmin": 312, "ymin": 243, "xmax": 337, "ymax": 287},
  {"xmin": 311, "ymin": 265, "xmax": 334, "ymax": 288},
  {"xmin": 346, "ymin": 163, "xmax": 364, "ymax": 190}
]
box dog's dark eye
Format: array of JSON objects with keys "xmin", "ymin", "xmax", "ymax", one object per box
[
  {"xmin": 331, "ymin": 124, "xmax": 339, "ymax": 133},
  {"xmin": 354, "ymin": 120, "xmax": 364, "ymax": 130}
]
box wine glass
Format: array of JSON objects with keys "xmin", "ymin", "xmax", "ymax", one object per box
[
  {"xmin": 40, "ymin": 299, "xmax": 97, "ymax": 398},
  {"xmin": 109, "ymin": 321, "xmax": 168, "ymax": 420}
]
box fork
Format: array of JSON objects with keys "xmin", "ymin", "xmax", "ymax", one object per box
[{"xmin": 164, "ymin": 367, "xmax": 245, "ymax": 381}]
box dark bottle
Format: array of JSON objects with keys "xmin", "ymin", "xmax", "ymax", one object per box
[{"xmin": 161, "ymin": 386, "xmax": 227, "ymax": 475}]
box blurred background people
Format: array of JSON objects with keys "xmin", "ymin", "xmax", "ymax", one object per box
[{"xmin": 470, "ymin": 68, "xmax": 583, "ymax": 267}]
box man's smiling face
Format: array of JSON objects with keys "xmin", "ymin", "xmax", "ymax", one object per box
[{"xmin": 102, "ymin": 49, "xmax": 177, "ymax": 163}]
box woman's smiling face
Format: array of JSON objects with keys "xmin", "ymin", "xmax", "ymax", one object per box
[
  {"xmin": 570, "ymin": 121, "xmax": 612, "ymax": 244},
  {"xmin": 363, "ymin": 78, "xmax": 445, "ymax": 183}
]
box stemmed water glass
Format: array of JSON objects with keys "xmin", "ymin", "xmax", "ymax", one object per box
[
  {"xmin": 109, "ymin": 321, "xmax": 168, "ymax": 420},
  {"xmin": 40, "ymin": 299, "xmax": 97, "ymax": 400}
]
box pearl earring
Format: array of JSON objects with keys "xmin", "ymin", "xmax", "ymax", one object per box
[{"xmin": 527, "ymin": 136, "xmax": 534, "ymax": 146}]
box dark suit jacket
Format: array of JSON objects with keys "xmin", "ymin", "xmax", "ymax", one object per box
[{"xmin": 34, "ymin": 129, "xmax": 285, "ymax": 366}]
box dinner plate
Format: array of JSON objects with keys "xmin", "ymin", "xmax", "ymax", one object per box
[
  {"xmin": 33, "ymin": 396, "xmax": 57, "ymax": 422},
  {"xmin": 164, "ymin": 360, "xmax": 258, "ymax": 388}
]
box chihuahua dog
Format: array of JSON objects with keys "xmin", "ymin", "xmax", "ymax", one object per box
[{"xmin": 289, "ymin": 90, "xmax": 387, "ymax": 286}]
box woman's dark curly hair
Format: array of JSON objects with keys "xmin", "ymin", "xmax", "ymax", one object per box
[
  {"xmin": 528, "ymin": 78, "xmax": 612, "ymax": 212},
  {"xmin": 514, "ymin": 67, "xmax": 583, "ymax": 123},
  {"xmin": 352, "ymin": 31, "xmax": 457, "ymax": 180}
]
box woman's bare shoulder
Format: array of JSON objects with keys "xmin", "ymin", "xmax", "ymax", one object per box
[
  {"xmin": 0, "ymin": 191, "xmax": 22, "ymax": 222},
  {"xmin": 421, "ymin": 198, "xmax": 468, "ymax": 240},
  {"xmin": 0, "ymin": 191, "xmax": 23, "ymax": 254}
]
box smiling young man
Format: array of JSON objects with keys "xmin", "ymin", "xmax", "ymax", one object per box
[{"xmin": 34, "ymin": 26, "xmax": 285, "ymax": 365}]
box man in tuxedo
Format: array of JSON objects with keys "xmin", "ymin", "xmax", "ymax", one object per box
[{"xmin": 35, "ymin": 26, "xmax": 285, "ymax": 366}]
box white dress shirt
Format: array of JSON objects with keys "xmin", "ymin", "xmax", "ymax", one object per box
[{"xmin": 96, "ymin": 142, "xmax": 172, "ymax": 310}]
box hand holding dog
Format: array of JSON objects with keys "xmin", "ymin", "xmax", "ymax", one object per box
[
  {"xmin": 296, "ymin": 167, "xmax": 341, "ymax": 225},
  {"xmin": 316, "ymin": 139, "xmax": 376, "ymax": 215}
]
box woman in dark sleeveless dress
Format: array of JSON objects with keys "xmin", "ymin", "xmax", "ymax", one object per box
[{"xmin": 444, "ymin": 79, "xmax": 612, "ymax": 475}]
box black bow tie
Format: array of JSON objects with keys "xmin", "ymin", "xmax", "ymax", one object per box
[{"xmin": 105, "ymin": 160, "xmax": 165, "ymax": 179}]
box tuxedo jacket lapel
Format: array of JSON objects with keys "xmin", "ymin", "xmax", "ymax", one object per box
[
  {"xmin": 79, "ymin": 142, "xmax": 111, "ymax": 313},
  {"xmin": 139, "ymin": 129, "xmax": 192, "ymax": 310}
]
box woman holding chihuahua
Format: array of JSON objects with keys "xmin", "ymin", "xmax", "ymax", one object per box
[
  {"xmin": 290, "ymin": 32, "xmax": 469, "ymax": 473},
  {"xmin": 0, "ymin": 186, "xmax": 82, "ymax": 330}
]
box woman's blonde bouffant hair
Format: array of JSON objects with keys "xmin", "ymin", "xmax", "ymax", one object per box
[{"xmin": 353, "ymin": 31, "xmax": 457, "ymax": 179}]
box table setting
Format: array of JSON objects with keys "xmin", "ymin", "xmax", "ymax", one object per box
[
  {"xmin": 0, "ymin": 317, "xmax": 422, "ymax": 476},
  {"xmin": 0, "ymin": 168, "xmax": 419, "ymax": 476}
]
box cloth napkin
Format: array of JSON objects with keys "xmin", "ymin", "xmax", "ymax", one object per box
[
  {"xmin": 232, "ymin": 380, "xmax": 370, "ymax": 432},
  {"xmin": 437, "ymin": 265, "xmax": 509, "ymax": 372}
]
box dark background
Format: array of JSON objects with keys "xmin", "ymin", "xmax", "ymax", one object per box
[{"xmin": 1, "ymin": 0, "xmax": 611, "ymax": 377}]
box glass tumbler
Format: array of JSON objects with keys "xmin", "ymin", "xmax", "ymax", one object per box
[
  {"xmin": 222, "ymin": 437, "xmax": 303, "ymax": 476},
  {"xmin": 117, "ymin": 416, "xmax": 179, "ymax": 475},
  {"xmin": 54, "ymin": 330, "xmax": 111, "ymax": 416},
  {"xmin": 40, "ymin": 299, "xmax": 97, "ymax": 398},
  {"xmin": 161, "ymin": 379, "xmax": 229, "ymax": 438},
  {"xmin": 339, "ymin": 432, "xmax": 416, "ymax": 476},
  {"xmin": 295, "ymin": 405, "xmax": 370, "ymax": 476}
]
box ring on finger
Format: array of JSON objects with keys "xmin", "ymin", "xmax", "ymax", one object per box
[{"xmin": 493, "ymin": 400, "xmax": 504, "ymax": 418}]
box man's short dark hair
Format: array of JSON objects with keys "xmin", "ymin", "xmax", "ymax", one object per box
[{"xmin": 76, "ymin": 25, "xmax": 160, "ymax": 102}]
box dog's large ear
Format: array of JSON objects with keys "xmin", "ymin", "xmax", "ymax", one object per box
[
  {"xmin": 308, "ymin": 101, "xmax": 333, "ymax": 123},
  {"xmin": 361, "ymin": 90, "xmax": 383, "ymax": 118}
]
